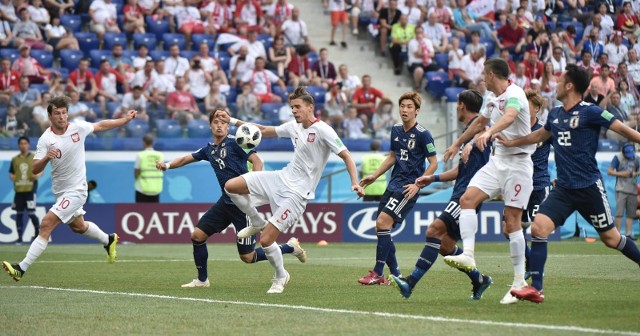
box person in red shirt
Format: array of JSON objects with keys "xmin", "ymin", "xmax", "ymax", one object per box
[
  {"xmin": 287, "ymin": 45, "xmax": 312, "ymax": 88},
  {"xmin": 11, "ymin": 45, "xmax": 52, "ymax": 84},
  {"xmin": 123, "ymin": 0, "xmax": 146, "ymax": 33},
  {"xmin": 166, "ymin": 76, "xmax": 206, "ymax": 125},
  {"xmin": 618, "ymin": 2, "xmax": 639, "ymax": 37},
  {"xmin": 499, "ymin": 48, "xmax": 517, "ymax": 74},
  {"xmin": 494, "ymin": 14, "xmax": 527, "ymax": 58},
  {"xmin": 68, "ymin": 58, "xmax": 98, "ymax": 101},
  {"xmin": 0, "ymin": 57, "xmax": 20, "ymax": 105},
  {"xmin": 524, "ymin": 50, "xmax": 544, "ymax": 80},
  {"xmin": 352, "ymin": 74, "xmax": 385, "ymax": 126}
]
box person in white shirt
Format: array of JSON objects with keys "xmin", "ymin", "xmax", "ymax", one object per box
[
  {"xmin": 0, "ymin": 0, "xmax": 19, "ymax": 23},
  {"xmin": 68, "ymin": 89, "xmax": 97, "ymax": 122},
  {"xmin": 549, "ymin": 46, "xmax": 567, "ymax": 76},
  {"xmin": 241, "ymin": 57, "xmax": 286, "ymax": 103},
  {"xmin": 175, "ymin": 5, "xmax": 206, "ymax": 48},
  {"xmin": 203, "ymin": 0, "xmax": 236, "ymax": 34},
  {"xmin": 604, "ymin": 32, "xmax": 629, "ymax": 67},
  {"xmin": 31, "ymin": 91, "xmax": 50, "ymax": 133},
  {"xmin": 27, "ymin": 0, "xmax": 50, "ymax": 28},
  {"xmin": 401, "ymin": 0, "xmax": 422, "ymax": 26},
  {"xmin": 459, "ymin": 48, "xmax": 486, "ymax": 89},
  {"xmin": 2, "ymin": 95, "xmax": 138, "ymax": 282},
  {"xmin": 228, "ymin": 29, "xmax": 266, "ymax": 62},
  {"xmin": 197, "ymin": 41, "xmax": 229, "ymax": 85},
  {"xmin": 230, "ymin": 45, "xmax": 253, "ymax": 87},
  {"xmin": 89, "ymin": 0, "xmax": 120, "ymax": 39},
  {"xmin": 407, "ymin": 26, "xmax": 440, "ymax": 91},
  {"xmin": 336, "ymin": 63, "xmax": 361, "ymax": 101},
  {"xmin": 217, "ymin": 87, "xmax": 364, "ymax": 293},
  {"xmin": 132, "ymin": 44, "xmax": 152, "ymax": 71},
  {"xmin": 164, "ymin": 44, "xmax": 190, "ymax": 77},
  {"xmin": 510, "ymin": 62, "xmax": 530, "ymax": 89},
  {"xmin": 44, "ymin": 16, "xmax": 80, "ymax": 51},
  {"xmin": 350, "ymin": 0, "xmax": 376, "ymax": 35},
  {"xmin": 280, "ymin": 7, "xmax": 308, "ymax": 48},
  {"xmin": 119, "ymin": 86, "xmax": 148, "ymax": 120},
  {"xmin": 184, "ymin": 56, "xmax": 212, "ymax": 101},
  {"xmin": 421, "ymin": 12, "xmax": 448, "ymax": 53},
  {"xmin": 150, "ymin": 59, "xmax": 176, "ymax": 102}
]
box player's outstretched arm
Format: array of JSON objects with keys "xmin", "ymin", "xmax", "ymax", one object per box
[
  {"xmin": 93, "ymin": 110, "xmax": 137, "ymax": 133},
  {"xmin": 496, "ymin": 127, "xmax": 551, "ymax": 148},
  {"xmin": 609, "ymin": 119, "xmax": 640, "ymax": 144},
  {"xmin": 338, "ymin": 149, "xmax": 365, "ymax": 198},
  {"xmin": 415, "ymin": 164, "xmax": 460, "ymax": 187},
  {"xmin": 214, "ymin": 110, "xmax": 278, "ymax": 137},
  {"xmin": 359, "ymin": 150, "xmax": 395, "ymax": 187},
  {"xmin": 156, "ymin": 154, "xmax": 197, "ymax": 171},
  {"xmin": 248, "ymin": 153, "xmax": 264, "ymax": 171},
  {"xmin": 444, "ymin": 115, "xmax": 488, "ymax": 162}
]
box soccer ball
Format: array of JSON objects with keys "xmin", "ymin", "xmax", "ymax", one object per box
[{"xmin": 235, "ymin": 124, "xmax": 262, "ymax": 149}]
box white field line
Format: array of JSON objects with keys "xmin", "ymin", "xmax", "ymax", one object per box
[{"xmin": 0, "ymin": 285, "xmax": 638, "ymax": 336}]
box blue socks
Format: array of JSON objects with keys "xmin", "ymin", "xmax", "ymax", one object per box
[
  {"xmin": 253, "ymin": 244, "xmax": 294, "ymax": 263},
  {"xmin": 616, "ymin": 235, "xmax": 640, "ymax": 264},
  {"xmin": 29, "ymin": 213, "xmax": 40, "ymax": 238},
  {"xmin": 530, "ymin": 235, "xmax": 548, "ymax": 291},
  {"xmin": 406, "ymin": 237, "xmax": 441, "ymax": 289},
  {"xmin": 192, "ymin": 240, "xmax": 208, "ymax": 282},
  {"xmin": 386, "ymin": 241, "xmax": 401, "ymax": 276},
  {"xmin": 373, "ymin": 229, "xmax": 392, "ymax": 276}
]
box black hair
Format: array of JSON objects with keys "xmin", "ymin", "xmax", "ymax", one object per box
[
  {"xmin": 18, "ymin": 136, "xmax": 29, "ymax": 144},
  {"xmin": 458, "ymin": 90, "xmax": 483, "ymax": 113},
  {"xmin": 564, "ymin": 64, "xmax": 590, "ymax": 95},
  {"xmin": 484, "ymin": 58, "xmax": 510, "ymax": 79},
  {"xmin": 288, "ymin": 87, "xmax": 315, "ymax": 106}
]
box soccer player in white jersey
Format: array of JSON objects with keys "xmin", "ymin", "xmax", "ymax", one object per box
[
  {"xmin": 441, "ymin": 58, "xmax": 536, "ymax": 304},
  {"xmin": 214, "ymin": 87, "xmax": 365, "ymax": 294},
  {"xmin": 2, "ymin": 96, "xmax": 137, "ymax": 282}
]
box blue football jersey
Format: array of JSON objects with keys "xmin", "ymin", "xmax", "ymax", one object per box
[
  {"xmin": 531, "ymin": 121, "xmax": 551, "ymax": 191},
  {"xmin": 451, "ymin": 117, "xmax": 491, "ymax": 200},
  {"xmin": 191, "ymin": 135, "xmax": 256, "ymax": 204},
  {"xmin": 544, "ymin": 101, "xmax": 616, "ymax": 189},
  {"xmin": 388, "ymin": 123, "xmax": 437, "ymax": 192}
]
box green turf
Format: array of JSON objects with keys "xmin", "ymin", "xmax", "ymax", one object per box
[{"xmin": 0, "ymin": 241, "xmax": 639, "ymax": 335}]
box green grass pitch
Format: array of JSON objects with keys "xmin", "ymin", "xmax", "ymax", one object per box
[{"xmin": 0, "ymin": 241, "xmax": 638, "ymax": 335}]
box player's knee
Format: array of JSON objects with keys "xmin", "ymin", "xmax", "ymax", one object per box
[
  {"xmin": 459, "ymin": 193, "xmax": 477, "ymax": 208},
  {"xmin": 375, "ymin": 216, "xmax": 393, "ymax": 230},
  {"xmin": 191, "ymin": 229, "xmax": 208, "ymax": 242},
  {"xmin": 239, "ymin": 253, "xmax": 254, "ymax": 263},
  {"xmin": 426, "ymin": 221, "xmax": 445, "ymax": 238}
]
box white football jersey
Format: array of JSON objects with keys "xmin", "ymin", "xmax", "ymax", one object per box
[
  {"xmin": 481, "ymin": 83, "xmax": 534, "ymax": 155},
  {"xmin": 275, "ymin": 119, "xmax": 347, "ymax": 199},
  {"xmin": 34, "ymin": 121, "xmax": 94, "ymax": 194}
]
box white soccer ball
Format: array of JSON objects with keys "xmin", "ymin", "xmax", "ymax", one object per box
[{"xmin": 235, "ymin": 123, "xmax": 262, "ymax": 149}]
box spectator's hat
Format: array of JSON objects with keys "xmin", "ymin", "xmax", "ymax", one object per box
[{"xmin": 530, "ymin": 78, "xmax": 541, "ymax": 86}]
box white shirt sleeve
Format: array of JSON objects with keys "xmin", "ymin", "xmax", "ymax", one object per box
[
  {"xmin": 76, "ymin": 120, "xmax": 95, "ymax": 137},
  {"xmin": 267, "ymin": 70, "xmax": 280, "ymax": 83},
  {"xmin": 320, "ymin": 123, "xmax": 347, "ymax": 155},
  {"xmin": 275, "ymin": 120, "xmax": 296, "ymax": 138},
  {"xmin": 33, "ymin": 134, "xmax": 49, "ymax": 160}
]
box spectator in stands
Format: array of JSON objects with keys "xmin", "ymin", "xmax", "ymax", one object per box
[
  {"xmin": 524, "ymin": 50, "xmax": 544, "ymax": 80},
  {"xmin": 236, "ymin": 82, "xmax": 262, "ymax": 121},
  {"xmin": 448, "ymin": 36, "xmax": 464, "ymax": 80},
  {"xmin": 12, "ymin": 45, "xmax": 53, "ymax": 84},
  {"xmin": 606, "ymin": 91, "xmax": 630, "ymax": 126},
  {"xmin": 132, "ymin": 44, "xmax": 150, "ymax": 71},
  {"xmin": 132, "ymin": 59, "xmax": 156, "ymax": 100},
  {"xmin": 578, "ymin": 50, "xmax": 596, "ymax": 76},
  {"xmin": 13, "ymin": 7, "xmax": 52, "ymax": 51},
  {"xmin": 96, "ymin": 59, "xmax": 127, "ymax": 111},
  {"xmin": 278, "ymin": 103, "xmax": 293, "ymax": 123},
  {"xmin": 31, "ymin": 91, "xmax": 49, "ymax": 134},
  {"xmin": 515, "ymin": 6, "xmax": 533, "ymax": 31},
  {"xmin": 389, "ymin": 14, "xmax": 415, "ymax": 75},
  {"xmin": 371, "ymin": 97, "xmax": 395, "ymax": 139},
  {"xmin": 324, "ymin": 81, "xmax": 347, "ymax": 130},
  {"xmin": 617, "ymin": 62, "xmax": 640, "ymax": 99},
  {"xmin": 401, "ymin": 0, "xmax": 422, "ymax": 26},
  {"xmin": 628, "ymin": 50, "xmax": 640, "ymax": 90},
  {"xmin": 451, "ymin": 0, "xmax": 494, "ymax": 39},
  {"xmin": 242, "ymin": 56, "xmax": 286, "ymax": 103},
  {"xmin": 68, "ymin": 58, "xmax": 98, "ymax": 101},
  {"xmin": 584, "ymin": 82, "xmax": 606, "ymax": 108},
  {"xmin": 0, "ymin": 105, "xmax": 25, "ymax": 137},
  {"xmin": 235, "ymin": 0, "xmax": 264, "ymax": 33},
  {"xmin": 175, "ymin": 4, "xmax": 205, "ymax": 48},
  {"xmin": 165, "ymin": 43, "xmax": 190, "ymax": 77},
  {"xmin": 343, "ymin": 106, "xmax": 368, "ymax": 139},
  {"xmin": 510, "ymin": 61, "xmax": 530, "ymax": 89},
  {"xmin": 44, "ymin": 0, "xmax": 74, "ymax": 16},
  {"xmin": 228, "ymin": 28, "xmax": 266, "ymax": 62},
  {"xmin": 352, "ymin": 74, "xmax": 384, "ymax": 125},
  {"xmin": 185, "ymin": 55, "xmax": 212, "ymax": 102},
  {"xmin": 619, "ymin": 80, "xmax": 638, "ymax": 117},
  {"xmin": 549, "ymin": 46, "xmax": 567, "ymax": 76},
  {"xmin": 48, "ymin": 72, "xmax": 66, "ymax": 97},
  {"xmin": 458, "ymin": 48, "xmax": 485, "ymax": 89},
  {"xmin": 377, "ymin": 0, "xmax": 401, "ymax": 56},
  {"xmin": 9, "ymin": 76, "xmax": 41, "ymax": 126},
  {"xmin": 167, "ymin": 76, "xmax": 205, "ymax": 125},
  {"xmin": 108, "ymin": 44, "xmax": 134, "ymax": 76},
  {"xmin": 583, "ymin": 14, "xmax": 610, "ymax": 44},
  {"xmin": 268, "ymin": 34, "xmax": 291, "ymax": 79},
  {"xmin": 118, "ymin": 85, "xmax": 148, "ymax": 120},
  {"xmin": 265, "ymin": 0, "xmax": 292, "ymax": 36},
  {"xmin": 498, "ymin": 48, "xmax": 517, "ymax": 74},
  {"xmin": 578, "ymin": 27, "xmax": 605, "ymax": 63},
  {"xmin": 421, "ymin": 11, "xmax": 447, "ymax": 54},
  {"xmin": 541, "ymin": 60, "xmax": 558, "ymax": 109},
  {"xmin": 230, "ymin": 45, "xmax": 253, "ymax": 87},
  {"xmin": 44, "ymin": 15, "xmax": 80, "ymax": 51},
  {"xmin": 554, "ymin": 28, "xmax": 578, "ymax": 63},
  {"xmin": 281, "ymin": 7, "xmax": 308, "ymax": 49},
  {"xmin": 286, "ymin": 44, "xmax": 312, "ymax": 88},
  {"xmin": 427, "ymin": 0, "xmax": 452, "ymax": 33},
  {"xmin": 323, "ymin": 0, "xmax": 348, "ymax": 48},
  {"xmin": 28, "ymin": 0, "xmax": 50, "ymax": 28},
  {"xmin": 150, "ymin": 59, "xmax": 175, "ymax": 103},
  {"xmin": 494, "ymin": 14, "xmax": 526, "ymax": 59},
  {"xmin": 605, "ymin": 31, "xmax": 628, "ymax": 67},
  {"xmin": 198, "ymin": 43, "xmax": 228, "ymax": 86},
  {"xmin": 525, "ymin": 30, "xmax": 549, "ymax": 62},
  {"xmin": 203, "ymin": 0, "xmax": 235, "ymax": 35},
  {"xmin": 0, "ymin": 16, "xmax": 14, "ymax": 47},
  {"xmin": 590, "ymin": 63, "xmax": 616, "ymax": 97},
  {"xmin": 525, "ymin": 14, "xmax": 545, "ymax": 43},
  {"xmin": 123, "ymin": 0, "xmax": 146, "ymax": 33},
  {"xmin": 336, "ymin": 63, "xmax": 361, "ymax": 101},
  {"xmin": 68, "ymin": 89, "xmax": 97, "ymax": 122},
  {"xmin": 89, "ymin": 0, "xmax": 120, "ymax": 41},
  {"xmin": 204, "ymin": 80, "xmax": 226, "ymax": 112},
  {"xmin": 350, "ymin": 0, "xmax": 376, "ymax": 35},
  {"xmin": 407, "ymin": 26, "xmax": 439, "ymax": 91},
  {"xmin": 0, "ymin": 0, "xmax": 18, "ymax": 24},
  {"xmin": 618, "ymin": 1, "xmax": 638, "ymax": 38},
  {"xmin": 0, "ymin": 57, "xmax": 20, "ymax": 105},
  {"xmin": 465, "ymin": 31, "xmax": 486, "ymax": 55},
  {"xmin": 311, "ymin": 47, "xmax": 337, "ymax": 88}
]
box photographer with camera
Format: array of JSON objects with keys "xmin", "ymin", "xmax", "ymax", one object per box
[{"xmin": 185, "ymin": 55, "xmax": 213, "ymax": 103}]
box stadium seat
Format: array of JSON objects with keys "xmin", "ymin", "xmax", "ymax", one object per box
[
  {"xmin": 215, "ymin": 51, "xmax": 231, "ymax": 70},
  {"xmin": 90, "ymin": 50, "xmax": 113, "ymax": 68},
  {"xmin": 146, "ymin": 17, "xmax": 170, "ymax": 41},
  {"xmin": 162, "ymin": 33, "xmax": 187, "ymax": 50},
  {"xmin": 261, "ymin": 103, "xmax": 283, "ymax": 123},
  {"xmin": 434, "ymin": 53, "xmax": 449, "ymax": 72},
  {"xmin": 272, "ymin": 86, "xmax": 288, "ymax": 101},
  {"xmin": 545, "ymin": 22, "xmax": 556, "ymax": 32},
  {"xmin": 30, "ymin": 83, "xmax": 50, "ymax": 93},
  {"xmin": 306, "ymin": 86, "xmax": 326, "ymax": 104},
  {"xmin": 85, "ymin": 102, "xmax": 102, "ymax": 117},
  {"xmin": 76, "ymin": 32, "xmax": 100, "ymax": 58},
  {"xmin": 156, "ymin": 119, "xmax": 182, "ymax": 138},
  {"xmin": 103, "ymin": 32, "xmax": 128, "ymax": 50},
  {"xmin": 122, "ymin": 50, "xmax": 137, "ymax": 61},
  {"xmin": 125, "ymin": 119, "xmax": 150, "ymax": 137},
  {"xmin": 191, "ymin": 34, "xmax": 216, "ymax": 50},
  {"xmin": 444, "ymin": 87, "xmax": 465, "ymax": 103},
  {"xmin": 225, "ymin": 88, "xmax": 238, "ymax": 103},
  {"xmin": 132, "ymin": 33, "xmax": 157, "ymax": 50},
  {"xmin": 425, "ymin": 71, "xmax": 452, "ymax": 99},
  {"xmin": 150, "ymin": 50, "xmax": 170, "ymax": 61},
  {"xmin": 480, "ymin": 38, "xmax": 496, "ymax": 57},
  {"xmin": 60, "ymin": 14, "xmax": 82, "ymax": 32},
  {"xmin": 30, "ymin": 49, "xmax": 54, "ymax": 68},
  {"xmin": 0, "ymin": 49, "xmax": 19, "ymax": 63},
  {"xmin": 307, "ymin": 51, "xmax": 319, "ymax": 65},
  {"xmin": 187, "ymin": 119, "xmax": 211, "ymax": 138},
  {"xmin": 51, "ymin": 67, "xmax": 69, "ymax": 80},
  {"xmin": 598, "ymin": 139, "xmax": 621, "ymax": 152},
  {"xmin": 106, "ymin": 101, "xmax": 120, "ymax": 118},
  {"xmin": 180, "ymin": 50, "xmax": 198, "ymax": 60},
  {"xmin": 60, "ymin": 49, "xmax": 84, "ymax": 71}
]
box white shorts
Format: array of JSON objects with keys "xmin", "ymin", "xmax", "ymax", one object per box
[
  {"xmin": 469, "ymin": 154, "xmax": 533, "ymax": 209},
  {"xmin": 50, "ymin": 190, "xmax": 88, "ymax": 224},
  {"xmin": 243, "ymin": 170, "xmax": 308, "ymax": 233}
]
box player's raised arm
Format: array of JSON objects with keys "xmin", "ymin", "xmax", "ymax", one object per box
[
  {"xmin": 156, "ymin": 154, "xmax": 197, "ymax": 171},
  {"xmin": 443, "ymin": 114, "xmax": 488, "ymax": 162},
  {"xmin": 497, "ymin": 127, "xmax": 551, "ymax": 148},
  {"xmin": 608, "ymin": 119, "xmax": 640, "ymax": 143},
  {"xmin": 338, "ymin": 149, "xmax": 365, "ymax": 198},
  {"xmin": 93, "ymin": 110, "xmax": 137, "ymax": 133},
  {"xmin": 214, "ymin": 110, "xmax": 278, "ymax": 137},
  {"xmin": 359, "ymin": 150, "xmax": 395, "ymax": 187}
]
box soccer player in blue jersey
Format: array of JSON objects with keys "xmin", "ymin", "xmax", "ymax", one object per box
[
  {"xmin": 388, "ymin": 90, "xmax": 494, "ymax": 299},
  {"xmin": 499, "ymin": 64, "xmax": 640, "ymax": 303},
  {"xmin": 357, "ymin": 92, "xmax": 438, "ymax": 285},
  {"xmin": 156, "ymin": 109, "xmax": 307, "ymax": 288}
]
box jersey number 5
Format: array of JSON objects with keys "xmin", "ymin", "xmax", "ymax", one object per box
[{"xmin": 558, "ymin": 131, "xmax": 572, "ymax": 146}]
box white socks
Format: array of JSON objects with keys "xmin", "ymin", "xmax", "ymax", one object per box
[
  {"xmin": 82, "ymin": 221, "xmax": 109, "ymax": 245},
  {"xmin": 225, "ymin": 189, "xmax": 265, "ymax": 228},
  {"xmin": 264, "ymin": 242, "xmax": 287, "ymax": 278},
  {"xmin": 19, "ymin": 236, "xmax": 48, "ymax": 271},
  {"xmin": 509, "ymin": 229, "xmax": 526, "ymax": 286},
  {"xmin": 459, "ymin": 209, "xmax": 478, "ymax": 259}
]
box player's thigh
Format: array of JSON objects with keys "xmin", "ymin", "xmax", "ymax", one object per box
[
  {"xmin": 267, "ymin": 192, "xmax": 308, "ymax": 233},
  {"xmin": 576, "ymin": 180, "xmax": 615, "ymax": 233},
  {"xmin": 242, "ymin": 170, "xmax": 280, "ymax": 205},
  {"xmin": 51, "ymin": 190, "xmax": 87, "ymax": 225},
  {"xmin": 536, "ymin": 187, "xmax": 581, "ymax": 235},
  {"xmin": 196, "ymin": 202, "xmax": 233, "ymax": 237},
  {"xmin": 522, "ymin": 188, "xmax": 548, "ymax": 223},
  {"xmin": 502, "ymin": 157, "xmax": 533, "ymax": 210},
  {"xmin": 377, "ymin": 189, "xmax": 418, "ymax": 229},
  {"xmin": 466, "ymin": 162, "xmax": 500, "ymax": 205}
]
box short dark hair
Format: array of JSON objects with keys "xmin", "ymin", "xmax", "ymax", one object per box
[
  {"xmin": 142, "ymin": 133, "xmax": 155, "ymax": 146},
  {"xmin": 600, "ymin": 63, "xmax": 610, "ymax": 70},
  {"xmin": 288, "ymin": 87, "xmax": 315, "ymax": 106},
  {"xmin": 370, "ymin": 139, "xmax": 382, "ymax": 151},
  {"xmin": 47, "ymin": 95, "xmax": 70, "ymax": 115},
  {"xmin": 18, "ymin": 136, "xmax": 29, "ymax": 144},
  {"xmin": 564, "ymin": 64, "xmax": 590, "ymax": 95},
  {"xmin": 484, "ymin": 58, "xmax": 510, "ymax": 79},
  {"xmin": 398, "ymin": 91, "xmax": 421, "ymax": 109},
  {"xmin": 112, "ymin": 43, "xmax": 122, "ymax": 49},
  {"xmin": 209, "ymin": 108, "xmax": 229, "ymax": 124},
  {"xmin": 458, "ymin": 89, "xmax": 483, "ymax": 113}
]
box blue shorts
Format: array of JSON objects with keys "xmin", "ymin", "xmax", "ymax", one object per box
[
  {"xmin": 13, "ymin": 192, "xmax": 36, "ymax": 212},
  {"xmin": 438, "ymin": 198, "xmax": 482, "ymax": 242},
  {"xmin": 198, "ymin": 197, "xmax": 257, "ymax": 255},
  {"xmin": 521, "ymin": 187, "xmax": 550, "ymax": 223},
  {"xmin": 378, "ymin": 189, "xmax": 418, "ymax": 226},
  {"xmin": 537, "ymin": 180, "xmax": 614, "ymax": 233}
]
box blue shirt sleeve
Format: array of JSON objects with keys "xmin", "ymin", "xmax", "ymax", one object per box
[
  {"xmin": 611, "ymin": 155, "xmax": 620, "ymax": 170},
  {"xmin": 587, "ymin": 105, "xmax": 616, "ymax": 129},
  {"xmin": 390, "ymin": 126, "xmax": 398, "ymax": 152},
  {"xmin": 191, "ymin": 146, "xmax": 208, "ymax": 161},
  {"xmin": 422, "ymin": 130, "xmax": 437, "ymax": 157},
  {"xmin": 235, "ymin": 142, "xmax": 255, "ymax": 161}
]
